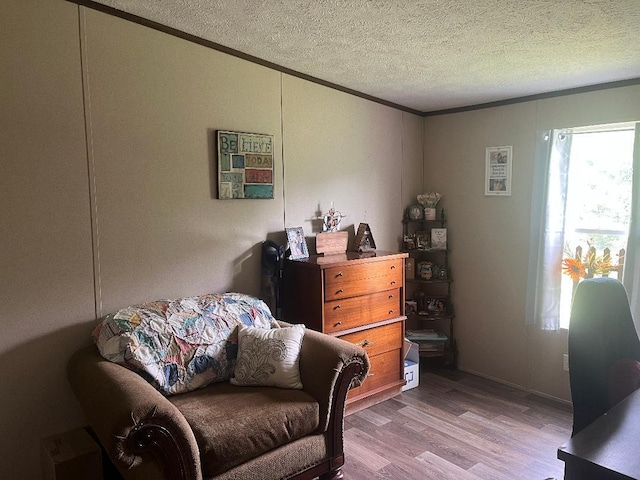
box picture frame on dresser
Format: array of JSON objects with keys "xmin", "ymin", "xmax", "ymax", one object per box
[{"xmin": 285, "ymin": 227, "xmax": 309, "ymax": 260}]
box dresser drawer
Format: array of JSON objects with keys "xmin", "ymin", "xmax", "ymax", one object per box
[
  {"xmin": 324, "ymin": 260, "xmax": 403, "ymax": 301},
  {"xmin": 324, "ymin": 289, "xmax": 402, "ymax": 333},
  {"xmin": 348, "ymin": 349, "xmax": 401, "ymax": 399},
  {"xmin": 339, "ymin": 321, "xmax": 403, "ymax": 358},
  {"xmin": 283, "ymin": 252, "xmax": 407, "ymax": 413}
]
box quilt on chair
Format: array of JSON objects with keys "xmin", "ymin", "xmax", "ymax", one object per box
[{"xmin": 92, "ymin": 292, "xmax": 279, "ymax": 395}]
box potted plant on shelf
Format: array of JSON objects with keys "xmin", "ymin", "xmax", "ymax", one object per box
[{"xmin": 417, "ymin": 192, "xmax": 441, "ymax": 220}]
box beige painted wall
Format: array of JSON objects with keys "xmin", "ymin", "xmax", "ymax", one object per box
[
  {"xmin": 281, "ymin": 76, "xmax": 421, "ymax": 251},
  {"xmin": 0, "ymin": 0, "xmax": 95, "ymax": 478},
  {"xmin": 6, "ymin": 2, "xmax": 640, "ymax": 479},
  {"xmin": 1, "ymin": 1, "xmax": 423, "ymax": 478},
  {"xmin": 81, "ymin": 8, "xmax": 286, "ymax": 315},
  {"xmin": 424, "ymin": 84, "xmax": 640, "ymax": 401}
]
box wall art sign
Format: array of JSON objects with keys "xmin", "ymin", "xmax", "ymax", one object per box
[
  {"xmin": 217, "ymin": 130, "xmax": 274, "ymax": 199},
  {"xmin": 485, "ymin": 146, "xmax": 512, "ymax": 196}
]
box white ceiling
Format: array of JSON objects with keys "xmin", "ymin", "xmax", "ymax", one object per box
[{"xmin": 86, "ymin": 0, "xmax": 640, "ymax": 113}]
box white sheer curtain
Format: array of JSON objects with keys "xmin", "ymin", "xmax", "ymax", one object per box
[
  {"xmin": 528, "ymin": 123, "xmax": 639, "ymax": 330},
  {"xmin": 526, "ymin": 129, "xmax": 573, "ymax": 330},
  {"xmin": 623, "ymin": 124, "xmax": 640, "ymax": 328}
]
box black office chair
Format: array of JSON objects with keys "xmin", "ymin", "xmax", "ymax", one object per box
[{"xmin": 568, "ymin": 277, "xmax": 640, "ymax": 436}]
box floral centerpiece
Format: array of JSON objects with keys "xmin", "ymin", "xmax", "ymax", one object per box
[
  {"xmin": 417, "ymin": 192, "xmax": 441, "ymax": 220},
  {"xmin": 561, "ymin": 242, "xmax": 613, "ymax": 281}
]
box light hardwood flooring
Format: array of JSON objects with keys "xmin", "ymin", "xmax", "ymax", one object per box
[{"xmin": 342, "ymin": 366, "xmax": 573, "ymax": 480}]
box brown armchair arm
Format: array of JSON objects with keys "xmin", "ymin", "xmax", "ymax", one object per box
[
  {"xmin": 67, "ymin": 346, "xmax": 202, "ymax": 480},
  {"xmin": 288, "ymin": 323, "xmax": 370, "ymax": 432}
]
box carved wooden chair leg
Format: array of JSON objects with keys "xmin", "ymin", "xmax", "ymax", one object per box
[{"xmin": 319, "ymin": 468, "xmax": 344, "ymax": 480}]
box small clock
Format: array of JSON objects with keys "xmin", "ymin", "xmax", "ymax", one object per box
[{"xmin": 408, "ymin": 204, "xmax": 424, "ymax": 220}]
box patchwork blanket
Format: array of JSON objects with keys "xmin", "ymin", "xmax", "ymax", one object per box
[{"xmin": 92, "ymin": 292, "xmax": 278, "ymax": 395}]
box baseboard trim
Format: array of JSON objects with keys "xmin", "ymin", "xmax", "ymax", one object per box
[{"xmin": 457, "ymin": 366, "xmax": 572, "ymax": 406}]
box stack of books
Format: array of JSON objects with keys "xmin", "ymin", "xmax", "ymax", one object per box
[{"xmin": 405, "ymin": 329, "xmax": 448, "ymax": 352}]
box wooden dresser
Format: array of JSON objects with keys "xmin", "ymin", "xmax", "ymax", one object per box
[{"xmin": 282, "ymin": 250, "xmax": 407, "ymax": 413}]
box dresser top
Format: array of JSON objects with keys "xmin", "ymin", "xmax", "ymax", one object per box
[{"xmin": 285, "ymin": 250, "xmax": 407, "ymax": 269}]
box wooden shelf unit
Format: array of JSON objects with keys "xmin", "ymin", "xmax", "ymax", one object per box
[{"xmin": 402, "ymin": 208, "xmax": 458, "ymax": 367}]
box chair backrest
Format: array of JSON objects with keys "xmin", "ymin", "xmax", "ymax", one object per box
[{"xmin": 568, "ymin": 277, "xmax": 640, "ymax": 436}]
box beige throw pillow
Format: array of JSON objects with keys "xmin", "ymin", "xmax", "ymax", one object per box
[{"xmin": 231, "ymin": 324, "xmax": 305, "ymax": 389}]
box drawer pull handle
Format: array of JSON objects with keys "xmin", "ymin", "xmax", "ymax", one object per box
[
  {"xmin": 333, "ymin": 305, "xmax": 342, "ymax": 310},
  {"xmin": 336, "ymin": 272, "xmax": 343, "ymax": 277},
  {"xmin": 335, "ymin": 321, "xmax": 343, "ymax": 326},
  {"xmin": 389, "ymin": 310, "xmax": 394, "ymax": 314},
  {"xmin": 390, "ymin": 281, "xmax": 396, "ymax": 285},
  {"xmin": 391, "ymin": 265, "xmax": 396, "ymax": 269},
  {"xmin": 361, "ymin": 339, "xmax": 374, "ymax": 347},
  {"xmin": 388, "ymin": 294, "xmax": 394, "ymax": 299},
  {"xmin": 336, "ymin": 289, "xmax": 344, "ymax": 294}
]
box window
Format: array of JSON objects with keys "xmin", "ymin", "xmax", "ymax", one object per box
[
  {"xmin": 558, "ymin": 125, "xmax": 635, "ymax": 328},
  {"xmin": 527, "ymin": 122, "xmax": 638, "ymax": 330}
]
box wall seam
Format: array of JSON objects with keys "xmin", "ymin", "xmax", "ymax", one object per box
[
  {"xmin": 400, "ymin": 112, "xmax": 405, "ymax": 205},
  {"xmin": 525, "ymin": 99, "xmax": 543, "ymax": 392},
  {"xmin": 280, "ymin": 73, "xmax": 286, "ymax": 230},
  {"xmin": 78, "ymin": 6, "xmax": 103, "ymax": 319},
  {"xmin": 422, "ymin": 115, "xmax": 426, "ymax": 191}
]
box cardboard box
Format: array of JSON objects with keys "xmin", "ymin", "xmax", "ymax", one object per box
[
  {"xmin": 41, "ymin": 428, "xmax": 103, "ymax": 480},
  {"xmin": 402, "ymin": 338, "xmax": 420, "ymax": 391}
]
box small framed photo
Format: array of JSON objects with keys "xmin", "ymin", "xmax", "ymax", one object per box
[
  {"xmin": 415, "ymin": 231, "xmax": 430, "ymax": 250},
  {"xmin": 405, "ymin": 300, "xmax": 418, "ymax": 316},
  {"xmin": 431, "ymin": 228, "xmax": 447, "ymax": 250},
  {"xmin": 425, "ymin": 296, "xmax": 449, "ymax": 316},
  {"xmin": 403, "ymin": 235, "xmax": 416, "ymax": 250},
  {"xmin": 285, "ymin": 227, "xmax": 309, "ymax": 260},
  {"xmin": 485, "ymin": 146, "xmax": 512, "ymax": 196}
]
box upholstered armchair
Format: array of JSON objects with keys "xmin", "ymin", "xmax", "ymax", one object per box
[{"xmin": 67, "ymin": 293, "xmax": 369, "ymax": 480}]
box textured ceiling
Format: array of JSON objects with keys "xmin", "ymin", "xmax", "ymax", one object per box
[{"xmin": 86, "ymin": 0, "xmax": 640, "ymax": 113}]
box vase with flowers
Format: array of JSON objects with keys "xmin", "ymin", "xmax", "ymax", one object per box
[
  {"xmin": 561, "ymin": 241, "xmax": 616, "ymax": 292},
  {"xmin": 417, "ymin": 192, "xmax": 441, "ymax": 220}
]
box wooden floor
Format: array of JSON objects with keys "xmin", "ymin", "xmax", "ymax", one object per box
[{"xmin": 342, "ymin": 366, "xmax": 573, "ymax": 480}]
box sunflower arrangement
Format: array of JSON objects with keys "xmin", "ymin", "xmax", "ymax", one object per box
[{"xmin": 561, "ymin": 242, "xmax": 613, "ymax": 281}]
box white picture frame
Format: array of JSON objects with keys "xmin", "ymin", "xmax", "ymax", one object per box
[
  {"xmin": 485, "ymin": 146, "xmax": 512, "ymax": 196},
  {"xmin": 285, "ymin": 227, "xmax": 309, "ymax": 260},
  {"xmin": 431, "ymin": 228, "xmax": 447, "ymax": 250}
]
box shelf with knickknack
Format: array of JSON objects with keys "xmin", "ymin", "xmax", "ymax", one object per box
[{"xmin": 402, "ymin": 200, "xmax": 458, "ymax": 368}]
